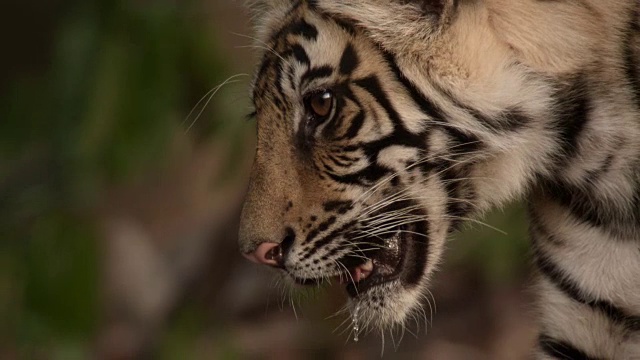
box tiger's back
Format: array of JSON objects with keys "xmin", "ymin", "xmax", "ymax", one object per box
[{"xmin": 239, "ymin": 1, "xmax": 640, "ymax": 358}]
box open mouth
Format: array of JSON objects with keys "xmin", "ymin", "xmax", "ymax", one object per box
[
  {"xmin": 293, "ymin": 227, "xmax": 408, "ymax": 298},
  {"xmin": 344, "ymin": 229, "xmax": 406, "ymax": 297}
]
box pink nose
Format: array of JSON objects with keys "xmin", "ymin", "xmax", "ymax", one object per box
[{"xmin": 242, "ymin": 242, "xmax": 283, "ymax": 267}]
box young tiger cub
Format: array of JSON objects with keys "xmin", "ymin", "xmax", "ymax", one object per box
[{"xmin": 238, "ymin": 0, "xmax": 640, "ymax": 358}]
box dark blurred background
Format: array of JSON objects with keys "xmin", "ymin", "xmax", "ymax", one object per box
[{"xmin": 1, "ymin": 1, "xmax": 536, "ymax": 359}]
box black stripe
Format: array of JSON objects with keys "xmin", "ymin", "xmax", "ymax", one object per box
[
  {"xmin": 265, "ymin": 2, "xmax": 312, "ymax": 46},
  {"xmin": 339, "ymin": 43, "xmax": 359, "ymax": 75},
  {"xmin": 429, "ymin": 77, "xmax": 531, "ymax": 133},
  {"xmin": 529, "ymin": 207, "xmax": 564, "ymax": 246},
  {"xmin": 322, "ymin": 162, "xmax": 336, "ymax": 174},
  {"xmin": 539, "ymin": 334, "xmax": 602, "ymax": 360},
  {"xmin": 327, "ymin": 163, "xmax": 392, "ymax": 186},
  {"xmin": 541, "ymin": 177, "xmax": 640, "ymax": 239},
  {"xmin": 353, "ymin": 76, "xmax": 402, "ymax": 129},
  {"xmin": 551, "ymin": 75, "xmax": 591, "ymax": 165},
  {"xmin": 343, "ymin": 111, "xmax": 365, "ymax": 139},
  {"xmin": 300, "ymin": 65, "xmax": 333, "ymax": 87},
  {"xmin": 336, "ymin": 154, "xmax": 357, "ymax": 162},
  {"xmin": 535, "ymin": 247, "xmax": 640, "ymax": 333},
  {"xmin": 329, "ymin": 144, "xmax": 430, "ymax": 185},
  {"xmin": 332, "ymin": 16, "xmax": 357, "ymax": 36},
  {"xmin": 438, "ymin": 123, "xmax": 483, "ymax": 155},
  {"xmin": 327, "ymin": 154, "xmax": 351, "ymax": 167},
  {"xmin": 253, "ymin": 56, "xmax": 273, "ymax": 100},
  {"xmin": 326, "ymin": 244, "xmax": 359, "ymax": 265},
  {"xmin": 302, "ymin": 215, "xmax": 339, "ymax": 251},
  {"xmin": 310, "ymin": 220, "xmax": 358, "ymax": 250},
  {"xmin": 443, "ymin": 169, "xmax": 474, "ymax": 229},
  {"xmin": 305, "ymin": 0, "xmax": 318, "ymax": 10},
  {"xmin": 331, "ymin": 83, "xmax": 365, "ymax": 140},
  {"xmin": 273, "ymin": 18, "xmax": 318, "ymax": 42},
  {"xmin": 463, "ymin": 105, "xmax": 531, "ymax": 133},
  {"xmin": 289, "ymin": 44, "xmax": 310, "ymax": 66},
  {"xmin": 288, "ymin": 19, "xmax": 318, "ymax": 40},
  {"xmin": 380, "ymin": 50, "xmax": 485, "ymax": 157},
  {"xmin": 623, "ymin": 7, "xmax": 640, "ymax": 108},
  {"xmin": 273, "ymin": 59, "xmax": 287, "ymax": 102},
  {"xmin": 584, "ymin": 152, "xmax": 614, "ymax": 184},
  {"xmin": 286, "ymin": 63, "xmax": 297, "ymax": 92},
  {"xmin": 322, "ymin": 200, "xmax": 353, "ymax": 213},
  {"xmin": 353, "ymin": 76, "xmax": 425, "ymax": 141},
  {"xmin": 272, "ymin": 93, "xmax": 286, "ymax": 113},
  {"xmin": 401, "ymin": 219, "xmax": 430, "ymax": 286},
  {"xmin": 492, "ymin": 107, "xmax": 531, "ymax": 132},
  {"xmin": 381, "ymin": 50, "xmax": 447, "ymax": 122}
]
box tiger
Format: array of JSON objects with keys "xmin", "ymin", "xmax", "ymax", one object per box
[{"xmin": 237, "ymin": 0, "xmax": 640, "ymax": 358}]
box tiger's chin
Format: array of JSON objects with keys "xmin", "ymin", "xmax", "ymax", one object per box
[
  {"xmin": 344, "ymin": 225, "xmax": 433, "ymax": 330},
  {"xmin": 347, "ymin": 279, "xmax": 427, "ymax": 331}
]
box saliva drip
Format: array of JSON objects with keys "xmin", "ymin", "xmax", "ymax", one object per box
[{"xmin": 352, "ymin": 303, "xmax": 361, "ymax": 342}]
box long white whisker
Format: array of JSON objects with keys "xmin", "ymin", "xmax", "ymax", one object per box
[
  {"xmin": 354, "ymin": 147, "xmax": 483, "ymax": 209},
  {"xmin": 236, "ymin": 45, "xmax": 287, "ymax": 62},
  {"xmin": 184, "ymin": 74, "xmax": 248, "ymax": 133},
  {"xmin": 351, "ymin": 141, "xmax": 483, "ymax": 206},
  {"xmin": 357, "ymin": 150, "xmax": 488, "ymax": 217},
  {"xmin": 231, "ymin": 31, "xmax": 289, "ymax": 63}
]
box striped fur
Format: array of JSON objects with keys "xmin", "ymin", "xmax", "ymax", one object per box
[{"xmin": 238, "ymin": 0, "xmax": 640, "ymax": 357}]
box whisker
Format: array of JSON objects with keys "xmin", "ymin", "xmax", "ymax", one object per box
[
  {"xmin": 183, "ymin": 73, "xmax": 249, "ymax": 133},
  {"xmin": 236, "ymin": 45, "xmax": 288, "ymax": 62},
  {"xmin": 231, "ymin": 31, "xmax": 287, "ymax": 62},
  {"xmin": 290, "ymin": 295, "xmax": 298, "ymax": 321},
  {"xmin": 352, "ymin": 142, "xmax": 485, "ymax": 207},
  {"xmin": 356, "ymin": 150, "xmax": 488, "ymax": 217}
]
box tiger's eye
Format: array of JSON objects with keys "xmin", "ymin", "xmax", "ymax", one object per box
[{"xmin": 309, "ymin": 91, "xmax": 333, "ymax": 118}]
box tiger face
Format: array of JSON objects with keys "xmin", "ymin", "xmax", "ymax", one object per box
[{"xmin": 239, "ymin": 0, "xmax": 492, "ymax": 329}]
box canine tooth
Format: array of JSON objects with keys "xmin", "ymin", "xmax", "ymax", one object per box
[
  {"xmin": 356, "ymin": 260, "xmax": 373, "ymax": 281},
  {"xmin": 359, "ymin": 271, "xmax": 369, "ymax": 280},
  {"xmin": 354, "ymin": 268, "xmax": 363, "ymax": 282},
  {"xmin": 361, "ymin": 259, "xmax": 373, "ymax": 272}
]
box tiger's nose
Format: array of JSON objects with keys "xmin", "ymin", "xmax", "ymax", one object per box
[{"xmin": 243, "ymin": 242, "xmax": 284, "ymax": 268}]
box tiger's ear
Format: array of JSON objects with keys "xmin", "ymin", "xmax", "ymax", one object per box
[
  {"xmin": 319, "ymin": 0, "xmax": 458, "ymax": 26},
  {"xmin": 244, "ymin": 0, "xmax": 299, "ymax": 38},
  {"xmin": 399, "ymin": 0, "xmax": 457, "ymax": 22},
  {"xmin": 318, "ymin": 0, "xmax": 458, "ymax": 54},
  {"xmin": 245, "ymin": 0, "xmax": 294, "ymax": 13},
  {"xmin": 245, "ymin": 0, "xmax": 309, "ymax": 24}
]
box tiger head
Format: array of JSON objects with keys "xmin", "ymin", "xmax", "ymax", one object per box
[{"xmin": 238, "ymin": 0, "xmax": 579, "ymax": 330}]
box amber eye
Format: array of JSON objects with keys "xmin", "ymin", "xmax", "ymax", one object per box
[{"xmin": 307, "ymin": 90, "xmax": 334, "ymax": 119}]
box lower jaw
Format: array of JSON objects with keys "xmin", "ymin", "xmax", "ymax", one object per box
[{"xmin": 345, "ymin": 270, "xmax": 402, "ymax": 298}]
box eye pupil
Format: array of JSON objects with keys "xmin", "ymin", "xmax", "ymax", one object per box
[{"xmin": 309, "ymin": 91, "xmax": 333, "ymax": 118}]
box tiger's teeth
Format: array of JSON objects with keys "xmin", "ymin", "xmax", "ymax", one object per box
[
  {"xmin": 355, "ymin": 260, "xmax": 373, "ymax": 281},
  {"xmin": 361, "ymin": 259, "xmax": 373, "ymax": 272}
]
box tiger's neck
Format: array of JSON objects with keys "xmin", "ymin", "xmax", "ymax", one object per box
[
  {"xmin": 436, "ymin": 2, "xmax": 640, "ymax": 357},
  {"xmin": 399, "ymin": 0, "xmax": 640, "ymax": 226}
]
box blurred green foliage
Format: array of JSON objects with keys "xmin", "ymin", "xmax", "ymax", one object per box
[
  {"xmin": 1, "ymin": 0, "xmax": 240, "ymax": 356},
  {"xmin": 452, "ymin": 202, "xmax": 529, "ymax": 284}
]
